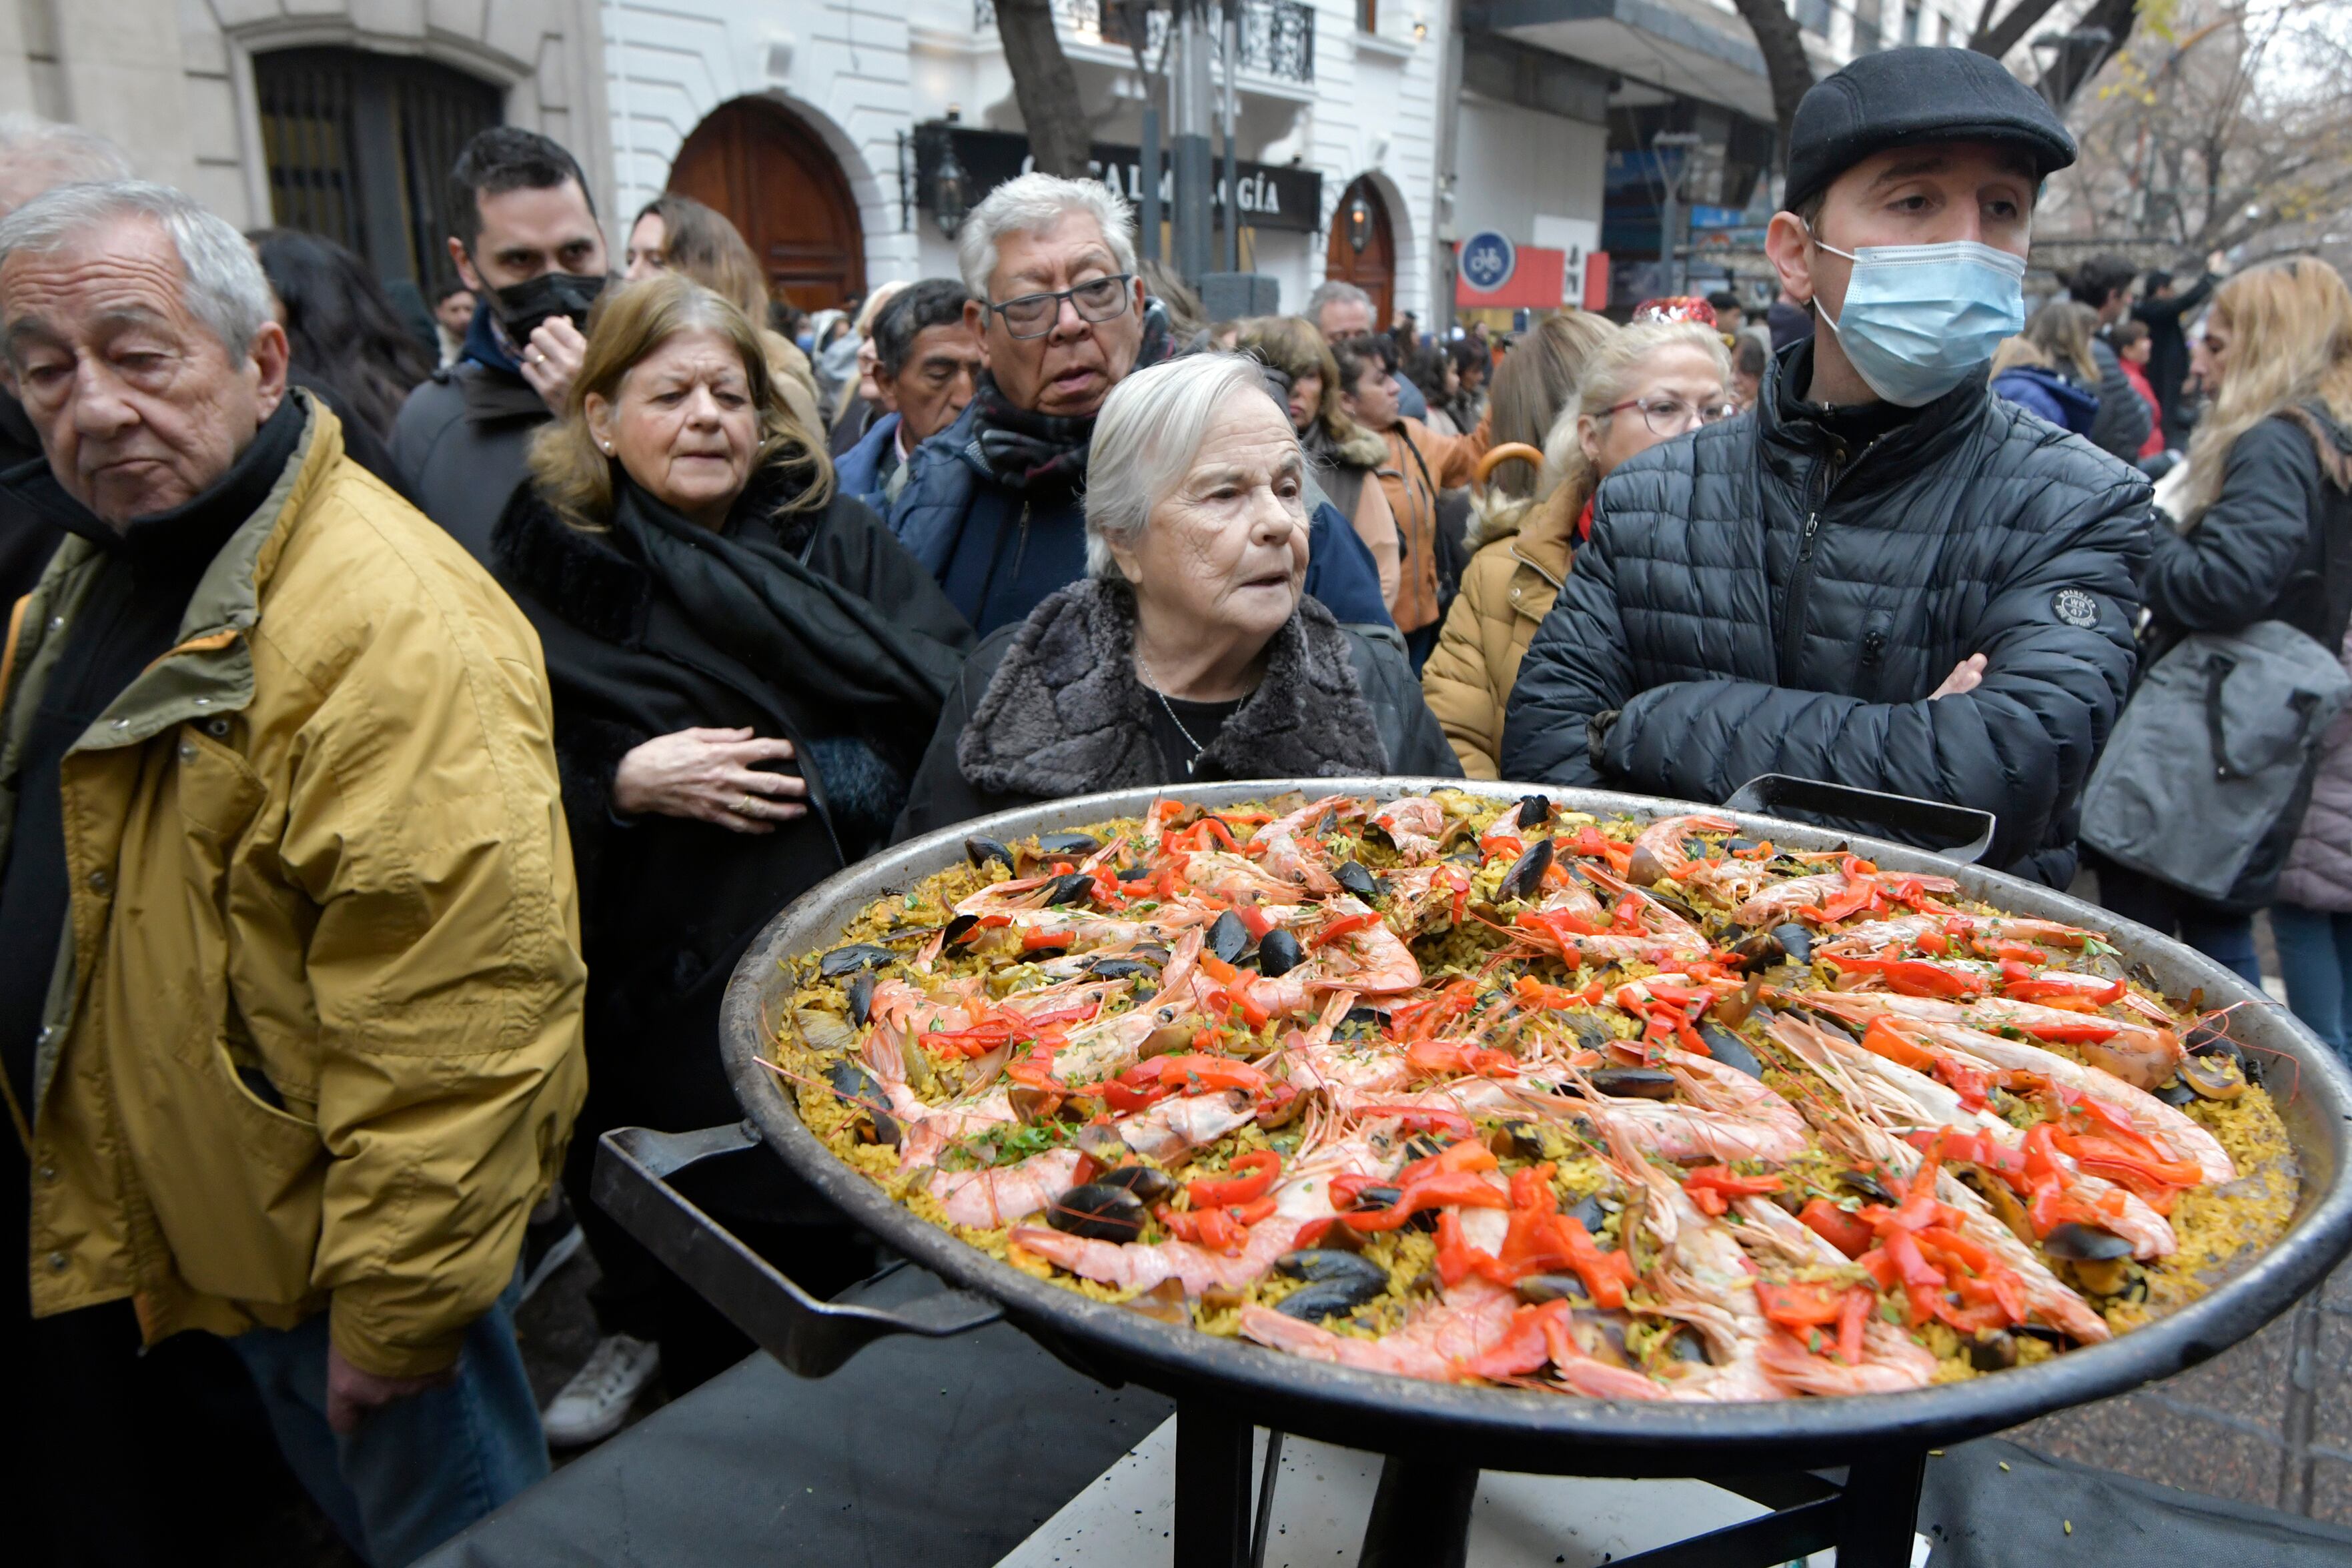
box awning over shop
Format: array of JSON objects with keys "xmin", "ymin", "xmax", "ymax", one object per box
[{"xmin": 1470, "ymin": 0, "xmax": 1775, "ymax": 121}]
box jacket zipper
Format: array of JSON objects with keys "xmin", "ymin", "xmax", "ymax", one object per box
[{"xmin": 1776, "ymin": 434, "xmax": 1886, "ymax": 681}]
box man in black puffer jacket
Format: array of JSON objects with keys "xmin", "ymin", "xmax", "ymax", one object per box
[{"xmin": 1503, "ymin": 48, "xmax": 2152, "ymax": 886}]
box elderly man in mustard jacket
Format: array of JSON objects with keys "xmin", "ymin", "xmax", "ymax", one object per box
[{"xmin": 0, "ymin": 181, "xmax": 586, "ymax": 1565}]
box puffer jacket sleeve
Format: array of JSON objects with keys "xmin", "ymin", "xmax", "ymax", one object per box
[
  {"xmin": 1592, "ymin": 475, "xmax": 2151, "ymax": 874},
  {"xmin": 1499, "ymin": 517, "xmax": 1636, "ymax": 788},
  {"xmin": 2143, "ymin": 418, "xmax": 2320, "ymax": 635},
  {"xmin": 275, "ymin": 560, "xmax": 588, "ymax": 1379},
  {"xmin": 1421, "ymin": 548, "xmax": 1514, "ymax": 778},
  {"xmin": 2089, "ymin": 338, "xmax": 2153, "ymax": 464}
]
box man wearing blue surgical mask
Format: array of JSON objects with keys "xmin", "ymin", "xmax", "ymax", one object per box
[{"xmin": 1504, "ymin": 47, "xmax": 2153, "ymax": 887}]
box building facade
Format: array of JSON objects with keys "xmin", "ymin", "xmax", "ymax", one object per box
[
  {"xmin": 599, "ymin": 0, "xmax": 1453, "ymax": 321},
  {"xmin": 4, "ymin": 0, "xmax": 609, "ymax": 299}
]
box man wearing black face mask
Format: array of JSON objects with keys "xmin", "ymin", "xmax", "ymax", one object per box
[{"xmin": 392, "ymin": 127, "xmax": 612, "ymax": 562}]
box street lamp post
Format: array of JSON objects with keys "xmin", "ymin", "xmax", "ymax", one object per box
[{"xmin": 1653, "ymin": 130, "xmax": 1703, "ymax": 297}]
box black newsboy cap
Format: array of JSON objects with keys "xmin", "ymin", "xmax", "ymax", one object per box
[{"xmin": 1784, "ymin": 47, "xmax": 2077, "ymax": 213}]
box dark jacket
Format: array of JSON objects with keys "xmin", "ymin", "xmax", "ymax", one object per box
[
  {"xmin": 0, "ymin": 391, "xmax": 57, "ymax": 605},
  {"xmin": 1992, "ymin": 364, "xmax": 2099, "ymax": 437},
  {"xmin": 836, "ymin": 410, "xmax": 903, "ymax": 506},
  {"xmin": 492, "ymin": 476, "xmax": 969, "ymax": 1134},
  {"xmin": 391, "ymin": 312, "xmax": 550, "ymax": 563},
  {"xmin": 2145, "ymin": 409, "xmax": 2352, "ymax": 655},
  {"xmin": 2087, "ymin": 337, "xmax": 2155, "ymax": 466},
  {"xmin": 889, "ymin": 398, "xmax": 1395, "ymax": 636},
  {"xmin": 1767, "ymin": 299, "xmax": 1816, "ymax": 352},
  {"xmin": 1500, "ymin": 340, "xmax": 2153, "ymax": 886},
  {"xmin": 897, "ymin": 578, "xmax": 1457, "ymax": 839},
  {"xmin": 2132, "ymin": 273, "xmax": 2217, "ymax": 438}
]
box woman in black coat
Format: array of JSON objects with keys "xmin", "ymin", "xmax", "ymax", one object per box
[
  {"xmin": 2094, "ymin": 258, "xmax": 2352, "ymax": 983},
  {"xmin": 493, "ymin": 275, "xmax": 971, "ymax": 1427},
  {"xmin": 897, "ymin": 354, "xmax": 1455, "ymax": 841}
]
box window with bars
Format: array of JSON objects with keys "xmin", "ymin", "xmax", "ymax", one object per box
[
  {"xmin": 1357, "ymin": 0, "xmax": 1377, "ymax": 32},
  {"xmin": 253, "ymin": 47, "xmax": 502, "ymax": 293},
  {"xmin": 1902, "ymin": 2, "xmax": 1920, "ymax": 42}
]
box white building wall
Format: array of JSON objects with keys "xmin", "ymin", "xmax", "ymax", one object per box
[
  {"xmin": 598, "ymin": 0, "xmax": 1449, "ymax": 319},
  {"xmin": 1449, "ymin": 93, "xmax": 1608, "ymax": 256}
]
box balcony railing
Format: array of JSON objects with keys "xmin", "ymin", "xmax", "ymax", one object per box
[{"xmin": 973, "ymin": 0, "xmax": 1316, "ymax": 85}]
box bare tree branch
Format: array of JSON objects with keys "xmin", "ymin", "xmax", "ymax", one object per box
[
  {"xmin": 1972, "ymin": 0, "xmax": 2067, "ymax": 61},
  {"xmin": 1724, "ymin": 0, "xmax": 1818, "ymax": 164},
  {"xmin": 997, "ymin": 0, "xmax": 1095, "ymax": 178}
]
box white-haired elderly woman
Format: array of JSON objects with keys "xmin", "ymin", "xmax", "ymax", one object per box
[{"xmin": 897, "ymin": 354, "xmax": 1457, "ymax": 836}]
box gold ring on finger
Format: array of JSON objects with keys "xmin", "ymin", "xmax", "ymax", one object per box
[{"xmin": 736, "ymin": 794, "xmax": 758, "ymax": 816}]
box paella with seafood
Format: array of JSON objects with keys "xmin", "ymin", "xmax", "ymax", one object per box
[{"xmin": 774, "ymin": 792, "xmax": 2297, "ymax": 1399}]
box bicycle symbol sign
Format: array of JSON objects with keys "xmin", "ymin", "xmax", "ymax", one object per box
[{"xmin": 1460, "ymin": 231, "xmax": 1516, "ymax": 293}]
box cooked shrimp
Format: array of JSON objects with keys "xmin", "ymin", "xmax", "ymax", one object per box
[
  {"xmin": 1239, "ymin": 1276, "xmax": 1521, "ymax": 1381},
  {"xmin": 1251, "ymin": 794, "xmax": 1355, "ymax": 896},
  {"xmin": 1800, "ymin": 988, "xmax": 2185, "ymax": 1093},
  {"xmin": 1369, "ymin": 796, "xmax": 1448, "ymax": 862},
  {"xmin": 931, "ymin": 1148, "xmax": 1085, "ymax": 1229},
  {"xmin": 1630, "ymin": 814, "xmax": 1738, "ymax": 880},
  {"xmin": 1759, "ymin": 1323, "xmax": 1940, "ymax": 1396}
]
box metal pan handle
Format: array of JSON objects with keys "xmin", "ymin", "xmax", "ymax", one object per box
[
  {"xmin": 592, "ymin": 1123, "xmax": 1002, "ymax": 1378},
  {"xmin": 1720, "ymin": 773, "xmax": 1996, "ymax": 866}
]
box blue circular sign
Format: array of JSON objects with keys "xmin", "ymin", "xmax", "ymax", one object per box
[{"xmin": 1460, "ymin": 231, "xmax": 1517, "ymax": 293}]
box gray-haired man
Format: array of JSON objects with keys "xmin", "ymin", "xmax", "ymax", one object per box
[
  {"xmin": 1306, "ymin": 278, "xmax": 1427, "ymax": 421},
  {"xmin": 0, "ymin": 181, "xmax": 584, "ymax": 1565}
]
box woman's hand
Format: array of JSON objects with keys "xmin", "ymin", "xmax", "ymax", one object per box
[
  {"xmin": 1929, "ymin": 654, "xmax": 1987, "ymax": 700},
  {"xmin": 612, "ymin": 727, "xmax": 807, "ymax": 833}
]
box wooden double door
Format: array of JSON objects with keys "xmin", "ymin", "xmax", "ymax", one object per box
[
  {"xmin": 1324, "ymin": 176, "xmax": 1395, "ymax": 328},
  {"xmin": 669, "ymin": 97, "xmax": 866, "ymax": 310}
]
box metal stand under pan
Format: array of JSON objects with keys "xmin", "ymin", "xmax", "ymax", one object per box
[{"xmin": 597, "ymin": 1123, "xmax": 1936, "ymax": 1568}]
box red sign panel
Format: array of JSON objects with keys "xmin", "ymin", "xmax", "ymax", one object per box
[{"xmin": 1455, "ymin": 242, "xmax": 1568, "ymax": 308}]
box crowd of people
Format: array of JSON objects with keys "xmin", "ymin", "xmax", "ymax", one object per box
[{"xmin": 0, "ymin": 37, "xmax": 2348, "ymax": 1568}]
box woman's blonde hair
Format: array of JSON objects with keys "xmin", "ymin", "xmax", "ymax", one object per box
[
  {"xmin": 1233, "ymin": 314, "xmax": 1376, "ymax": 453},
  {"xmin": 2022, "ymin": 299, "xmax": 2100, "ymax": 385},
  {"xmin": 1542, "ymin": 321, "xmax": 1732, "ymax": 524},
  {"xmin": 1990, "ymin": 335, "xmax": 2051, "ymax": 377},
  {"xmin": 1484, "ymin": 311, "xmax": 1616, "ymax": 499},
  {"xmin": 528, "ymin": 273, "xmax": 833, "ymax": 531},
  {"xmin": 2177, "ymin": 257, "xmax": 2352, "ymax": 524}
]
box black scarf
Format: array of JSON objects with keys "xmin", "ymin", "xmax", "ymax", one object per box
[
  {"xmin": 966, "ymin": 298, "xmax": 1175, "ymax": 494},
  {"xmin": 608, "ymin": 474, "xmax": 966, "ymax": 754}
]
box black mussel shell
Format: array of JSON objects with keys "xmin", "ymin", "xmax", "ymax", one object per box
[
  {"xmin": 1564, "ymin": 1014, "xmax": 1615, "ymax": 1053},
  {"xmin": 1724, "ymin": 836, "xmax": 1759, "ymax": 854},
  {"xmin": 1730, "ymin": 930, "xmax": 1788, "ymax": 974},
  {"xmin": 1403, "ymin": 1133, "xmax": 1450, "ymax": 1160},
  {"xmin": 2185, "ymin": 1024, "xmax": 2259, "ymax": 1083},
  {"xmin": 2179, "ymin": 1054, "xmax": 2247, "ymax": 1102},
  {"xmin": 825, "ymin": 1060, "xmax": 901, "ymax": 1147},
  {"xmin": 1838, "ymin": 1168, "xmax": 1897, "ymax": 1205},
  {"xmin": 943, "ymin": 913, "xmax": 980, "ymax": 944},
  {"xmin": 1256, "ymin": 928, "xmax": 1306, "ymax": 978},
  {"xmin": 1037, "ymin": 832, "xmax": 1101, "ymax": 856},
  {"xmin": 1208, "ymin": 908, "xmax": 1251, "ymax": 965},
  {"xmin": 1117, "ymin": 864, "xmax": 1154, "ymax": 882},
  {"xmin": 1087, "ymin": 955, "xmax": 1161, "ymax": 981},
  {"xmin": 1043, "ymin": 872, "xmax": 1096, "ymax": 906},
  {"xmin": 846, "ymin": 969, "xmax": 876, "ymax": 1028},
  {"xmin": 1275, "ymin": 1275, "xmax": 1389, "ymax": 1322},
  {"xmin": 1343, "ymin": 1005, "xmax": 1389, "ymax": 1029},
  {"xmin": 1666, "ymin": 1327, "xmax": 1714, "ymax": 1364},
  {"xmin": 1696, "ymin": 1022, "xmax": 1764, "ymax": 1078},
  {"xmin": 2042, "ymin": 1221, "xmax": 2133, "ymax": 1262},
  {"xmin": 965, "ymin": 835, "xmax": 1015, "ymax": 872},
  {"xmin": 1074, "ymin": 1122, "xmax": 1127, "ymax": 1163},
  {"xmin": 1093, "ymin": 1164, "xmax": 1176, "ymax": 1204},
  {"xmin": 1349, "ymin": 1183, "xmax": 1403, "ymax": 1212},
  {"xmin": 1486, "ymin": 1120, "xmax": 1546, "ymax": 1160},
  {"xmin": 2010, "ymin": 1323, "xmax": 2070, "ymax": 1345},
  {"xmin": 1516, "ymin": 794, "xmax": 1554, "ymax": 828},
  {"xmin": 1047, "ymin": 1183, "xmax": 1147, "ymax": 1243},
  {"xmin": 1588, "ymin": 1067, "xmax": 1678, "ymax": 1100},
  {"xmin": 1516, "ymin": 1273, "xmax": 1592, "ymax": 1305},
  {"xmin": 1771, "ymin": 923, "xmax": 1814, "ymax": 964},
  {"xmin": 1799, "ymin": 1006, "xmax": 1862, "ymax": 1042},
  {"xmin": 1498, "ymin": 838, "xmax": 1555, "ymax": 902},
  {"xmin": 1276, "ymin": 1250, "xmax": 1389, "ymax": 1290},
  {"xmin": 819, "ymin": 943, "xmax": 896, "ymax": 978},
  {"xmin": 1336, "ymin": 860, "xmax": 1380, "ymax": 899},
  {"xmin": 1564, "ymin": 1193, "xmax": 1610, "ymax": 1236},
  {"xmin": 2154, "ymin": 1077, "xmax": 2200, "ymax": 1108},
  {"xmin": 1648, "ymin": 888, "xmax": 1707, "ymax": 926},
  {"xmin": 1968, "ymin": 1330, "xmax": 2020, "ymax": 1371}
]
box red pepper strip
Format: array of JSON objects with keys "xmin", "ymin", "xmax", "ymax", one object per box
[
  {"xmin": 1459, "ymin": 1301, "xmax": 1566, "ymax": 1379},
  {"xmin": 2055, "ymin": 1133, "xmax": 2203, "ymax": 1192},
  {"xmin": 1755, "ymin": 1280, "xmax": 1848, "ymax": 1332},
  {"xmin": 1836, "ymin": 1286, "xmax": 1872, "ymax": 1366},
  {"xmin": 1852, "ymin": 1016, "xmax": 1936, "ymax": 1074},
  {"xmin": 1199, "ymin": 952, "xmax": 1242, "ymax": 986},
  {"xmin": 1329, "ymin": 1174, "xmax": 1383, "ymax": 1209},
  {"xmin": 1188, "ymin": 1150, "xmax": 1280, "ymax": 1209},
  {"xmin": 1516, "ymin": 910, "xmax": 1612, "ymax": 950},
  {"xmin": 1880, "ymin": 1229, "xmax": 1948, "ymax": 1327},
  {"xmin": 1934, "ymin": 1056, "xmax": 1993, "ymax": 1111},
  {"xmin": 1209, "ymin": 976, "xmax": 1272, "ymax": 1030},
  {"xmin": 1233, "ymin": 904, "xmax": 1275, "ymax": 941},
  {"xmin": 1682, "ymin": 1165, "xmax": 1784, "ymax": 1217},
  {"xmin": 1018, "ymin": 927, "xmax": 1073, "ymax": 950},
  {"xmin": 1512, "ymin": 976, "xmax": 1588, "ymax": 1010},
  {"xmin": 1309, "ymin": 910, "xmax": 1383, "ymax": 949},
  {"xmin": 1916, "ymin": 931, "xmax": 1950, "ymax": 956},
  {"xmin": 1406, "ymin": 1038, "xmax": 1520, "ymax": 1077},
  {"xmin": 1435, "ymin": 1209, "xmax": 1486, "ymax": 1287},
  {"xmin": 1798, "ymin": 1197, "xmax": 1875, "ymax": 1259},
  {"xmin": 1102, "ymin": 1076, "xmax": 1173, "ymax": 1114},
  {"xmin": 1291, "ymin": 1218, "xmax": 1335, "ymax": 1251},
  {"xmin": 1830, "ymin": 955, "xmax": 1988, "ymax": 1000},
  {"xmin": 1811, "ymin": 873, "xmax": 1881, "ymax": 925},
  {"xmin": 1351, "ymin": 1105, "xmax": 1476, "ymax": 1137},
  {"xmin": 1392, "ymin": 1138, "xmax": 1500, "ymax": 1191},
  {"xmin": 1341, "ymin": 1170, "xmax": 1510, "ymax": 1232},
  {"xmin": 1557, "ymin": 1215, "xmax": 1638, "ymax": 1308},
  {"xmin": 2016, "ymin": 1016, "xmax": 2123, "ymax": 1044},
  {"xmin": 1905, "ymin": 1128, "xmax": 2030, "ymax": 1186},
  {"xmin": 1143, "ymin": 1054, "xmax": 1269, "ymax": 1093}
]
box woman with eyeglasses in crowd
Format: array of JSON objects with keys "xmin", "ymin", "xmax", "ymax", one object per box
[{"xmin": 1422, "ymin": 317, "xmax": 1735, "ymax": 777}]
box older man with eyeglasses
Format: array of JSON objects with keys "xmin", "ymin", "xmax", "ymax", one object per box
[{"xmin": 891, "ymin": 173, "xmax": 1393, "ymax": 636}]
